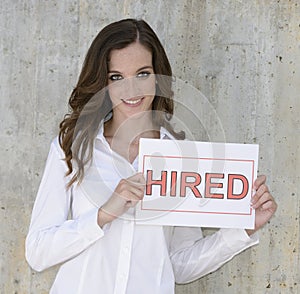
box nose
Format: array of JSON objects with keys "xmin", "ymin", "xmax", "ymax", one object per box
[{"xmin": 126, "ymin": 77, "xmax": 139, "ymax": 99}]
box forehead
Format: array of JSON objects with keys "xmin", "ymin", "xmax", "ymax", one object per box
[{"xmin": 108, "ymin": 42, "xmax": 152, "ymax": 70}]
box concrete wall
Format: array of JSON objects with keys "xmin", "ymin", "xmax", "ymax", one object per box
[{"xmin": 1, "ymin": 0, "xmax": 299, "ymax": 293}]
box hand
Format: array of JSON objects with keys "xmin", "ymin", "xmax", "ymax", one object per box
[
  {"xmin": 97, "ymin": 173, "xmax": 145, "ymax": 227},
  {"xmin": 246, "ymin": 175, "xmax": 277, "ymax": 236}
]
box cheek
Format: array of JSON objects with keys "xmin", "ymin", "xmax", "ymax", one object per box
[
  {"xmin": 107, "ymin": 82, "xmax": 124, "ymax": 105},
  {"xmin": 141, "ymin": 75, "xmax": 156, "ymax": 97},
  {"xmin": 144, "ymin": 95, "xmax": 156, "ymax": 112},
  {"xmin": 108, "ymin": 77, "xmax": 156, "ymax": 101}
]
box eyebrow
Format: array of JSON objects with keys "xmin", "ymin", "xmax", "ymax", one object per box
[{"xmin": 108, "ymin": 65, "xmax": 153, "ymax": 74}]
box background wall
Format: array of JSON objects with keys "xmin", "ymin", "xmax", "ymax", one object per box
[{"xmin": 0, "ymin": 0, "xmax": 299, "ymax": 293}]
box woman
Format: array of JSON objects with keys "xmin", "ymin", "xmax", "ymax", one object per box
[{"xmin": 26, "ymin": 19, "xmax": 277, "ymax": 294}]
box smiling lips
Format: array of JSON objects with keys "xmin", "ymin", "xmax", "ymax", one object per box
[{"xmin": 121, "ymin": 97, "xmax": 144, "ymax": 106}]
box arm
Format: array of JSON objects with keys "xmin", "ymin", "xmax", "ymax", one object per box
[
  {"xmin": 169, "ymin": 175, "xmax": 277, "ymax": 284},
  {"xmin": 168, "ymin": 226, "xmax": 258, "ymax": 284},
  {"xmin": 25, "ymin": 139, "xmax": 104, "ymax": 272}
]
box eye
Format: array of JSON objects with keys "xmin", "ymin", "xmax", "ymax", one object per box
[
  {"xmin": 137, "ymin": 71, "xmax": 151, "ymax": 79},
  {"xmin": 109, "ymin": 74, "xmax": 123, "ymax": 82}
]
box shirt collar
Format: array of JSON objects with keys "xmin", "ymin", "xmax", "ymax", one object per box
[{"xmin": 96, "ymin": 120, "xmax": 105, "ymax": 141}]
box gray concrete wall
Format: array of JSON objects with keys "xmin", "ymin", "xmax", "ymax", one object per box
[{"xmin": 0, "ymin": 0, "xmax": 299, "ymax": 293}]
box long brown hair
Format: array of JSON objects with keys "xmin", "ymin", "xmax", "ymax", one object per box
[{"xmin": 59, "ymin": 18, "xmax": 184, "ymax": 187}]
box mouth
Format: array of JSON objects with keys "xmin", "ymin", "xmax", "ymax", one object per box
[{"xmin": 121, "ymin": 97, "xmax": 144, "ymax": 106}]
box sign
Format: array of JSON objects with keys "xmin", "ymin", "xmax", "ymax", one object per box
[{"xmin": 136, "ymin": 138, "xmax": 259, "ymax": 229}]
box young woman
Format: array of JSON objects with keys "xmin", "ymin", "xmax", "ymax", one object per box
[{"xmin": 26, "ymin": 19, "xmax": 277, "ymax": 294}]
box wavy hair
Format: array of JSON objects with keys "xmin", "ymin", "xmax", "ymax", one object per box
[{"xmin": 59, "ymin": 18, "xmax": 184, "ymax": 187}]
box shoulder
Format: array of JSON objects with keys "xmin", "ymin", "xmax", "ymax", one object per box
[
  {"xmin": 160, "ymin": 120, "xmax": 185, "ymax": 141},
  {"xmin": 160, "ymin": 126, "xmax": 185, "ymax": 141},
  {"xmin": 48, "ymin": 136, "xmax": 65, "ymax": 160},
  {"xmin": 160, "ymin": 126, "xmax": 176, "ymax": 140}
]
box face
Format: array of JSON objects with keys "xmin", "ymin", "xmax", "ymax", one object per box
[{"xmin": 107, "ymin": 42, "xmax": 156, "ymax": 122}]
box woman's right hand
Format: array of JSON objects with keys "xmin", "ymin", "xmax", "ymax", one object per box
[{"xmin": 97, "ymin": 173, "xmax": 145, "ymax": 227}]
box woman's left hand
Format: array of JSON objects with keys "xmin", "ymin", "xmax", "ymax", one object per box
[{"xmin": 246, "ymin": 175, "xmax": 277, "ymax": 236}]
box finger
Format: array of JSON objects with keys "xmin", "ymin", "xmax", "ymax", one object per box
[
  {"xmin": 118, "ymin": 177, "xmax": 144, "ymax": 194},
  {"xmin": 127, "ymin": 186, "xmax": 144, "ymax": 200},
  {"xmin": 133, "ymin": 179, "xmax": 146, "ymax": 191},
  {"xmin": 253, "ymin": 175, "xmax": 266, "ymax": 190},
  {"xmin": 252, "ymin": 191, "xmax": 272, "ymax": 209},
  {"xmin": 125, "ymin": 198, "xmax": 141, "ymax": 208},
  {"xmin": 125, "ymin": 200, "xmax": 138, "ymax": 208},
  {"xmin": 251, "ymin": 184, "xmax": 269, "ymax": 205},
  {"xmin": 116, "ymin": 187, "xmax": 144, "ymax": 201},
  {"xmin": 260, "ymin": 198, "xmax": 277, "ymax": 211},
  {"xmin": 126, "ymin": 180, "xmax": 145, "ymax": 194},
  {"xmin": 126, "ymin": 199, "xmax": 140, "ymax": 207},
  {"xmin": 127, "ymin": 173, "xmax": 146, "ymax": 186}
]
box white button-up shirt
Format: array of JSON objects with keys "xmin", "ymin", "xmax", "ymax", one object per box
[{"xmin": 26, "ymin": 123, "xmax": 259, "ymax": 294}]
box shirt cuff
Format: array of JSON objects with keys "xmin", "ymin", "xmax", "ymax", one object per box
[
  {"xmin": 219, "ymin": 228, "xmax": 259, "ymax": 252},
  {"xmin": 77, "ymin": 208, "xmax": 107, "ymax": 241}
]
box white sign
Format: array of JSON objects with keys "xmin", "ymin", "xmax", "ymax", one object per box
[{"xmin": 136, "ymin": 139, "xmax": 259, "ymax": 229}]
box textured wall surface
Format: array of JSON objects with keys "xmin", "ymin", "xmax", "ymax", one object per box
[{"xmin": 0, "ymin": 0, "xmax": 299, "ymax": 293}]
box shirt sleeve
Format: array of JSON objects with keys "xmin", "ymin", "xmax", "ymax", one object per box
[
  {"xmin": 25, "ymin": 138, "xmax": 105, "ymax": 272},
  {"xmin": 166, "ymin": 226, "xmax": 259, "ymax": 284}
]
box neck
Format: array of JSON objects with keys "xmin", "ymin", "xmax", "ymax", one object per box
[{"xmin": 104, "ymin": 112, "xmax": 159, "ymax": 144}]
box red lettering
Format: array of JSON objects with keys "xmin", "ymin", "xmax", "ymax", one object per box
[
  {"xmin": 180, "ymin": 172, "xmax": 202, "ymax": 197},
  {"xmin": 145, "ymin": 170, "xmax": 249, "ymax": 200},
  {"xmin": 170, "ymin": 171, "xmax": 177, "ymax": 197},
  {"xmin": 227, "ymin": 174, "xmax": 249, "ymax": 200},
  {"xmin": 146, "ymin": 170, "xmax": 167, "ymax": 196},
  {"xmin": 205, "ymin": 173, "xmax": 224, "ymax": 199}
]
